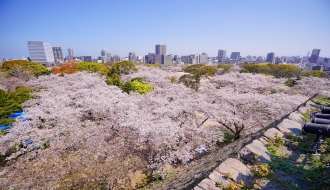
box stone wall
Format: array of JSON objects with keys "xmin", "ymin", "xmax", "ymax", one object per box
[{"xmin": 152, "ymin": 94, "xmax": 317, "ymax": 190}]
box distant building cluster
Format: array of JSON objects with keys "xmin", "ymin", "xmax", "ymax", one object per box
[{"xmin": 0, "ymin": 41, "xmax": 328, "ymax": 73}]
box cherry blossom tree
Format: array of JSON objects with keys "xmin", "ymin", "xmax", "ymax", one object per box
[{"xmin": 1, "ymin": 65, "xmax": 329, "ymax": 189}]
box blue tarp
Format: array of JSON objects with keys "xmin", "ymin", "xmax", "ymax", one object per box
[
  {"xmin": 0, "ymin": 112, "xmax": 28, "ymax": 132},
  {"xmin": 8, "ymin": 112, "xmax": 23, "ymax": 118},
  {"xmin": 0, "ymin": 125, "xmax": 11, "ymax": 130}
]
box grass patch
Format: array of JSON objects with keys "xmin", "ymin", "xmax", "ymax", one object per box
[
  {"xmin": 263, "ymin": 133, "xmax": 330, "ymax": 189},
  {"xmin": 312, "ymin": 95, "xmax": 330, "ymax": 107}
]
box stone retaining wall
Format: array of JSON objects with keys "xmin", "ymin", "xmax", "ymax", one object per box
[
  {"xmin": 152, "ymin": 94, "xmax": 317, "ymax": 190},
  {"xmin": 192, "ymin": 98, "xmax": 317, "ymax": 190}
]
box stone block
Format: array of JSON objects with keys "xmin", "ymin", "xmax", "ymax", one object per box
[
  {"xmin": 277, "ymin": 119, "xmax": 302, "ymax": 136},
  {"xmin": 215, "ymin": 158, "xmax": 253, "ymax": 183},
  {"xmin": 197, "ymin": 178, "xmax": 220, "ymax": 190},
  {"xmin": 288, "ymin": 112, "xmax": 303, "ymax": 122},
  {"xmin": 258, "ymin": 137, "xmax": 269, "ymax": 145},
  {"xmin": 264, "ymin": 128, "xmax": 284, "ymax": 140},
  {"xmin": 193, "ymin": 186, "xmax": 204, "ymax": 190},
  {"xmin": 208, "ymin": 171, "xmax": 230, "ymax": 187},
  {"xmin": 298, "ymin": 106, "xmax": 309, "ymax": 114},
  {"xmin": 239, "ymin": 140, "xmax": 271, "ymax": 163}
]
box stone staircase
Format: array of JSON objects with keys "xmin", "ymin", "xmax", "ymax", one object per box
[{"xmin": 193, "ymin": 101, "xmax": 314, "ymax": 190}]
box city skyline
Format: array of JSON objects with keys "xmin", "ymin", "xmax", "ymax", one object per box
[{"xmin": 0, "ymin": 0, "xmax": 329, "ymax": 58}]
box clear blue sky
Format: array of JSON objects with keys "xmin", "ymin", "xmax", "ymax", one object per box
[{"xmin": 0, "ymin": 0, "xmax": 329, "ymax": 58}]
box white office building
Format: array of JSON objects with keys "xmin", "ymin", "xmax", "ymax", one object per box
[{"xmin": 27, "ymin": 41, "xmax": 54, "ymax": 66}]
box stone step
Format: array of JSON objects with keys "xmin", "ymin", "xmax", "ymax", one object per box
[
  {"xmin": 298, "ymin": 106, "xmax": 309, "ymax": 114},
  {"xmin": 263, "ymin": 128, "xmax": 284, "ymax": 140},
  {"xmin": 215, "ymin": 158, "xmax": 253, "ymax": 184},
  {"xmin": 208, "ymin": 171, "xmax": 230, "ymax": 187},
  {"xmin": 288, "ymin": 112, "xmax": 303, "ymax": 123},
  {"xmin": 197, "ymin": 178, "xmax": 220, "ymax": 190},
  {"xmin": 238, "ymin": 139, "xmax": 271, "ymax": 163},
  {"xmin": 277, "ymin": 119, "xmax": 302, "ymax": 136}
]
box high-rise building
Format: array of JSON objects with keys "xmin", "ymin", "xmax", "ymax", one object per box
[
  {"xmin": 162, "ymin": 54, "xmax": 173, "ymax": 65},
  {"xmin": 101, "ymin": 49, "xmax": 111, "ymax": 63},
  {"xmin": 27, "ymin": 41, "xmax": 54, "ymax": 66},
  {"xmin": 67, "ymin": 48, "xmax": 75, "ymax": 61},
  {"xmin": 52, "ymin": 45, "xmax": 64, "ymax": 65},
  {"xmin": 112, "ymin": 54, "xmax": 121, "ymax": 63},
  {"xmin": 181, "ymin": 56, "xmax": 189, "ymax": 64},
  {"xmin": 173, "ymin": 55, "xmax": 178, "ymax": 61},
  {"xmin": 155, "ymin": 44, "xmax": 167, "ymax": 55},
  {"xmin": 145, "ymin": 53, "xmax": 155, "ymax": 63},
  {"xmin": 128, "ymin": 52, "xmax": 136, "ymax": 63},
  {"xmin": 188, "ymin": 54, "xmax": 198, "ymax": 64},
  {"xmin": 136, "ymin": 56, "xmax": 145, "ymax": 64},
  {"xmin": 155, "ymin": 54, "xmax": 162, "ymax": 64},
  {"xmin": 199, "ymin": 53, "xmax": 208, "ymax": 63},
  {"xmin": 266, "ymin": 52, "xmax": 276, "ymax": 64},
  {"xmin": 309, "ymin": 49, "xmax": 321, "ymax": 63},
  {"xmin": 81, "ymin": 56, "xmax": 92, "ymax": 62},
  {"xmin": 230, "ymin": 52, "xmax": 240, "ymax": 60},
  {"xmin": 218, "ymin": 49, "xmax": 226, "ymax": 62},
  {"xmin": 101, "ymin": 49, "xmax": 107, "ymax": 56},
  {"xmin": 175, "ymin": 57, "xmax": 183, "ymax": 64}
]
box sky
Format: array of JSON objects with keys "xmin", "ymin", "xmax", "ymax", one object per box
[{"xmin": 0, "ymin": 0, "xmax": 329, "ymax": 58}]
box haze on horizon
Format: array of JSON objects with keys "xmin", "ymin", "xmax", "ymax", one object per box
[{"xmin": 0, "ymin": 0, "xmax": 329, "ymax": 58}]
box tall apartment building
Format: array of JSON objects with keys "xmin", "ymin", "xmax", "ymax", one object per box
[
  {"xmin": 101, "ymin": 49, "xmax": 111, "ymax": 62},
  {"xmin": 181, "ymin": 56, "xmax": 189, "ymax": 64},
  {"xmin": 128, "ymin": 52, "xmax": 136, "ymax": 63},
  {"xmin": 101, "ymin": 49, "xmax": 107, "ymax": 57},
  {"xmin": 155, "ymin": 44, "xmax": 166, "ymax": 55},
  {"xmin": 309, "ymin": 49, "xmax": 321, "ymax": 63},
  {"xmin": 52, "ymin": 45, "xmax": 64, "ymax": 65},
  {"xmin": 67, "ymin": 48, "xmax": 75, "ymax": 61},
  {"xmin": 155, "ymin": 54, "xmax": 162, "ymax": 64},
  {"xmin": 218, "ymin": 49, "xmax": 226, "ymax": 62},
  {"xmin": 230, "ymin": 52, "xmax": 240, "ymax": 60},
  {"xmin": 199, "ymin": 53, "xmax": 208, "ymax": 63},
  {"xmin": 189, "ymin": 54, "xmax": 198, "ymax": 64},
  {"xmin": 145, "ymin": 53, "xmax": 155, "ymax": 63},
  {"xmin": 162, "ymin": 54, "xmax": 173, "ymax": 65},
  {"xmin": 266, "ymin": 52, "xmax": 276, "ymax": 64},
  {"xmin": 27, "ymin": 41, "xmax": 54, "ymax": 66}
]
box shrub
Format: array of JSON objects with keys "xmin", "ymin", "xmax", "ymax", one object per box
[
  {"xmin": 105, "ymin": 74, "xmax": 123, "ymax": 87},
  {"xmin": 122, "ymin": 80, "xmax": 152, "ymax": 95},
  {"xmin": 242, "ymin": 64, "xmax": 300, "ymax": 78},
  {"xmin": 222, "ymin": 129, "xmax": 235, "ymax": 143},
  {"xmin": 284, "ymin": 79, "xmax": 296, "ymax": 87},
  {"xmin": 301, "ymin": 70, "xmax": 328, "ymax": 78},
  {"xmin": 217, "ymin": 64, "xmax": 233, "ymax": 72},
  {"xmin": 108, "ymin": 60, "xmax": 137, "ymax": 76},
  {"xmin": 180, "ymin": 64, "xmax": 217, "ymax": 91},
  {"xmin": 253, "ymin": 164, "xmax": 272, "ymax": 177},
  {"xmin": 78, "ymin": 62, "xmax": 110, "ymax": 76},
  {"xmin": 52, "ymin": 61, "xmax": 78, "ymax": 75},
  {"xmin": 1, "ymin": 60, "xmax": 51, "ymax": 78},
  {"xmin": 145, "ymin": 63, "xmax": 160, "ymax": 68},
  {"xmin": 0, "ymin": 87, "xmax": 32, "ymax": 125}
]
